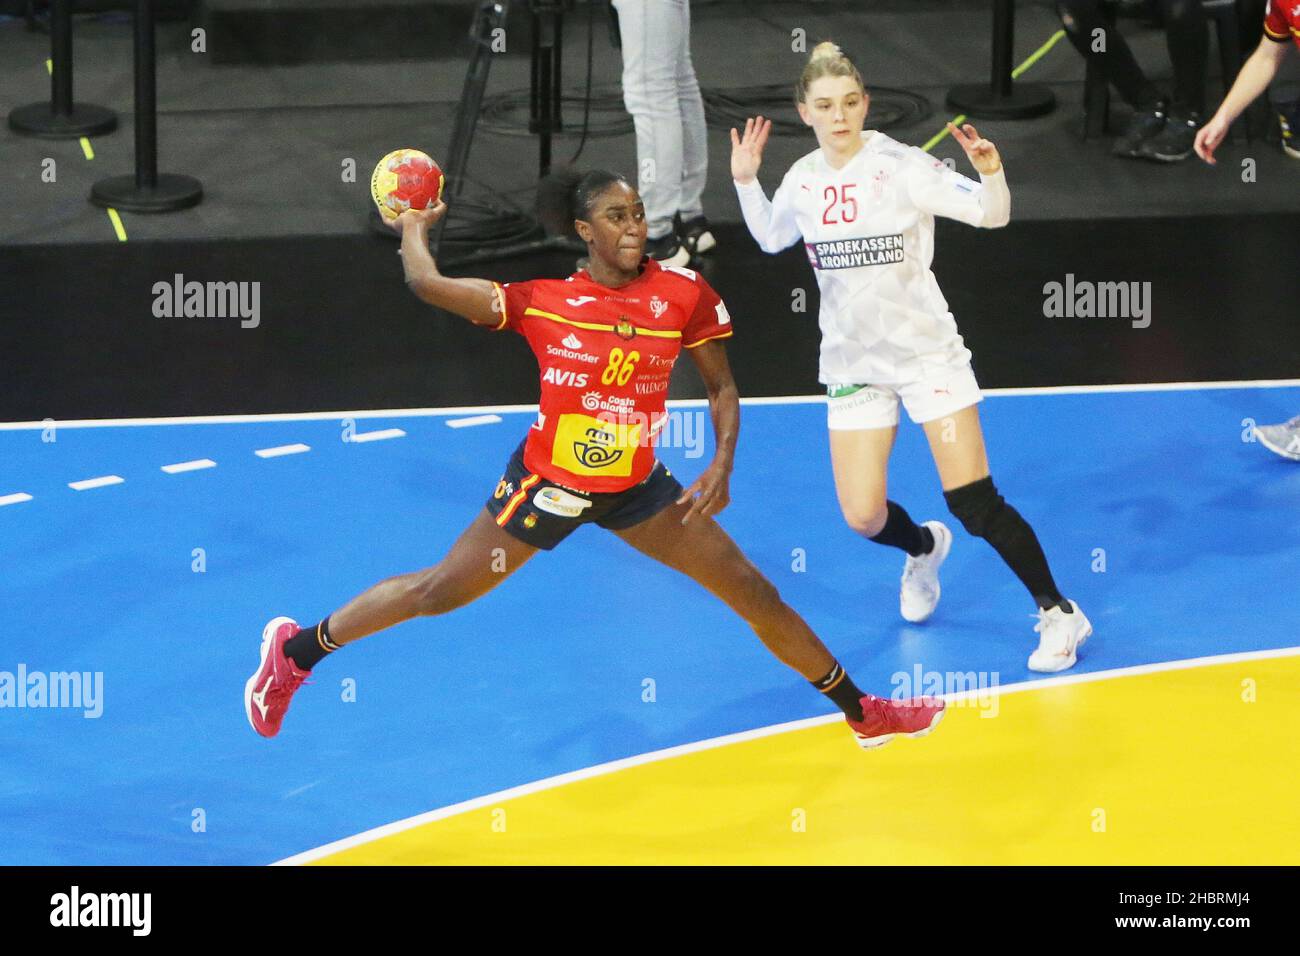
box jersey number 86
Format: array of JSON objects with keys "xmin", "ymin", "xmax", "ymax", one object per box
[{"xmin": 602, "ymin": 348, "xmax": 641, "ymax": 386}]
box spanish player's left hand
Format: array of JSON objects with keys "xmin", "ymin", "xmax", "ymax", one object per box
[
  {"xmin": 678, "ymin": 460, "xmax": 732, "ymax": 525},
  {"xmin": 948, "ymin": 122, "xmax": 1002, "ymax": 175}
]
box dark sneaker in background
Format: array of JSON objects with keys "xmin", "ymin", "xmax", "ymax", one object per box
[
  {"xmin": 675, "ymin": 213, "xmax": 717, "ymax": 256},
  {"xmin": 1138, "ymin": 110, "xmax": 1202, "ymax": 162},
  {"xmin": 1112, "ymin": 100, "xmax": 1168, "ymax": 158},
  {"xmin": 645, "ymin": 232, "xmax": 691, "ymax": 268}
]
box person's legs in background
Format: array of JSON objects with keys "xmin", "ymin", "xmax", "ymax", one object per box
[
  {"xmin": 1057, "ymin": 0, "xmax": 1169, "ymax": 157},
  {"xmin": 671, "ymin": 0, "xmax": 716, "ymax": 256},
  {"xmin": 1136, "ymin": 0, "xmax": 1209, "ymax": 161},
  {"xmin": 612, "ymin": 0, "xmax": 691, "ymax": 266}
]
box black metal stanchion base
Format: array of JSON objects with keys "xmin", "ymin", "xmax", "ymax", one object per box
[
  {"xmin": 8, "ymin": 102, "xmax": 118, "ymax": 138},
  {"xmin": 90, "ymin": 173, "xmax": 203, "ymax": 212},
  {"xmin": 946, "ymin": 83, "xmax": 1056, "ymax": 120}
]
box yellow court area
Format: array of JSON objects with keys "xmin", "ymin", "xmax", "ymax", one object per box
[{"xmin": 313, "ymin": 655, "xmax": 1300, "ymax": 865}]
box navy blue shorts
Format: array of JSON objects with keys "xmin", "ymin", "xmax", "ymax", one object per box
[{"xmin": 484, "ymin": 439, "xmax": 683, "ymax": 550}]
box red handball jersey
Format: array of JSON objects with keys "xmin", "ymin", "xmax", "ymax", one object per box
[
  {"xmin": 491, "ymin": 258, "xmax": 733, "ymax": 493},
  {"xmin": 1264, "ymin": 0, "xmax": 1300, "ymax": 49}
]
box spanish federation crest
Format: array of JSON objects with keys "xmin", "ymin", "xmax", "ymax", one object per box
[{"xmin": 615, "ymin": 316, "xmax": 635, "ymax": 340}]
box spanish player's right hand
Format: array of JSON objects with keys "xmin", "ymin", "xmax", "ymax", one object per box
[
  {"xmin": 386, "ymin": 201, "xmax": 447, "ymax": 233},
  {"xmin": 730, "ymin": 116, "xmax": 772, "ymax": 185}
]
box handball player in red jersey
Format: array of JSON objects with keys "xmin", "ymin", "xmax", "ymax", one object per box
[{"xmin": 244, "ymin": 169, "xmax": 944, "ymax": 750}]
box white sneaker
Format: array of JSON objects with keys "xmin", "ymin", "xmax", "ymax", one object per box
[
  {"xmin": 1028, "ymin": 600, "xmax": 1092, "ymax": 673},
  {"xmin": 1254, "ymin": 416, "xmax": 1300, "ymax": 461},
  {"xmin": 900, "ymin": 521, "xmax": 952, "ymax": 623}
]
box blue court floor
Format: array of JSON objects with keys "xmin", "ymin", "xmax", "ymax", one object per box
[{"xmin": 1, "ymin": 384, "xmax": 1297, "ymax": 865}]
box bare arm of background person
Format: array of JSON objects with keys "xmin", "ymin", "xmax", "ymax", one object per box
[{"xmin": 1195, "ymin": 38, "xmax": 1291, "ymax": 164}]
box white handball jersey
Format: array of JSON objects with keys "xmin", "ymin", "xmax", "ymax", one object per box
[{"xmin": 735, "ymin": 130, "xmax": 1010, "ymax": 387}]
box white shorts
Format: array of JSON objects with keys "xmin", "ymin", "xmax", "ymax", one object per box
[{"xmin": 826, "ymin": 365, "xmax": 983, "ymax": 431}]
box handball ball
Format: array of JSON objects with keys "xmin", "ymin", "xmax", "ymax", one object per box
[{"xmin": 371, "ymin": 148, "xmax": 445, "ymax": 220}]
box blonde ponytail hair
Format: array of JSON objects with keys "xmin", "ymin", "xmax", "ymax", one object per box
[{"xmin": 796, "ymin": 41, "xmax": 864, "ymax": 104}]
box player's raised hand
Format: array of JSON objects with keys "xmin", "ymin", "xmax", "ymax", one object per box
[
  {"xmin": 730, "ymin": 116, "xmax": 772, "ymax": 185},
  {"xmin": 948, "ymin": 122, "xmax": 1002, "ymax": 175},
  {"xmin": 1194, "ymin": 116, "xmax": 1229, "ymax": 165},
  {"xmin": 387, "ymin": 201, "xmax": 446, "ymax": 233}
]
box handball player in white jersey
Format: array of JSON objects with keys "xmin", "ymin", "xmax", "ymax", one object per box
[{"xmin": 731, "ymin": 42, "xmax": 1091, "ymax": 672}]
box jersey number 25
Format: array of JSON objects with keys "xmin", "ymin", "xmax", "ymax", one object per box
[{"xmin": 822, "ymin": 184, "xmax": 859, "ymax": 225}]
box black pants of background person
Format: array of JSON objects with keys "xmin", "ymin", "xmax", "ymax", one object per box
[{"xmin": 1058, "ymin": 0, "xmax": 1209, "ymax": 116}]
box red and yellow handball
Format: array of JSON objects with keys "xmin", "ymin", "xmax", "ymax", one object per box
[{"xmin": 370, "ymin": 148, "xmax": 445, "ymax": 220}]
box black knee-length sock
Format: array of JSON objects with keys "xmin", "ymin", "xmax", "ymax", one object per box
[
  {"xmin": 868, "ymin": 500, "xmax": 934, "ymax": 557},
  {"xmin": 944, "ymin": 477, "xmax": 1066, "ymax": 610}
]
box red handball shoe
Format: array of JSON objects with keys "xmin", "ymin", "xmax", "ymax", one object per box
[
  {"xmin": 244, "ymin": 616, "xmax": 311, "ymax": 738},
  {"xmin": 847, "ymin": 694, "xmax": 945, "ymax": 750}
]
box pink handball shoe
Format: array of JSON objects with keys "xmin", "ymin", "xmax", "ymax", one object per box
[
  {"xmin": 846, "ymin": 694, "xmax": 946, "ymax": 750},
  {"xmin": 244, "ymin": 616, "xmax": 311, "ymax": 738}
]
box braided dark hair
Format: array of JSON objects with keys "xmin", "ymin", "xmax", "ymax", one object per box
[{"xmin": 537, "ymin": 166, "xmax": 634, "ymax": 238}]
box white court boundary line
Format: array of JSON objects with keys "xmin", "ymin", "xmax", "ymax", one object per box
[
  {"xmin": 68, "ymin": 475, "xmax": 125, "ymax": 491},
  {"xmin": 446, "ymin": 414, "xmax": 504, "ymax": 429},
  {"xmin": 4, "ymin": 378, "xmax": 1300, "ymax": 431},
  {"xmin": 160, "ymin": 458, "xmax": 217, "ymax": 474},
  {"xmin": 272, "ymin": 644, "xmax": 1300, "ymax": 866},
  {"xmin": 254, "ymin": 444, "xmax": 311, "ymax": 459},
  {"xmin": 348, "ymin": 428, "xmax": 406, "ymax": 444}
]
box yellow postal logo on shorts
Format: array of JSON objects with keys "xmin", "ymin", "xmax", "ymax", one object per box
[
  {"xmin": 552, "ymin": 413, "xmax": 642, "ymax": 477},
  {"xmin": 533, "ymin": 486, "xmax": 593, "ymax": 518}
]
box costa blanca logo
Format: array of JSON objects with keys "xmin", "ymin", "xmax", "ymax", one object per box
[
  {"xmin": 0, "ymin": 664, "xmax": 103, "ymax": 718},
  {"xmin": 582, "ymin": 391, "xmax": 634, "ymax": 415},
  {"xmin": 152, "ymin": 273, "xmax": 260, "ymax": 328},
  {"xmin": 649, "ymin": 296, "xmax": 668, "ymax": 319},
  {"xmin": 50, "ymin": 886, "xmax": 151, "ymax": 936},
  {"xmin": 562, "ymin": 333, "xmax": 583, "ymax": 349}
]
